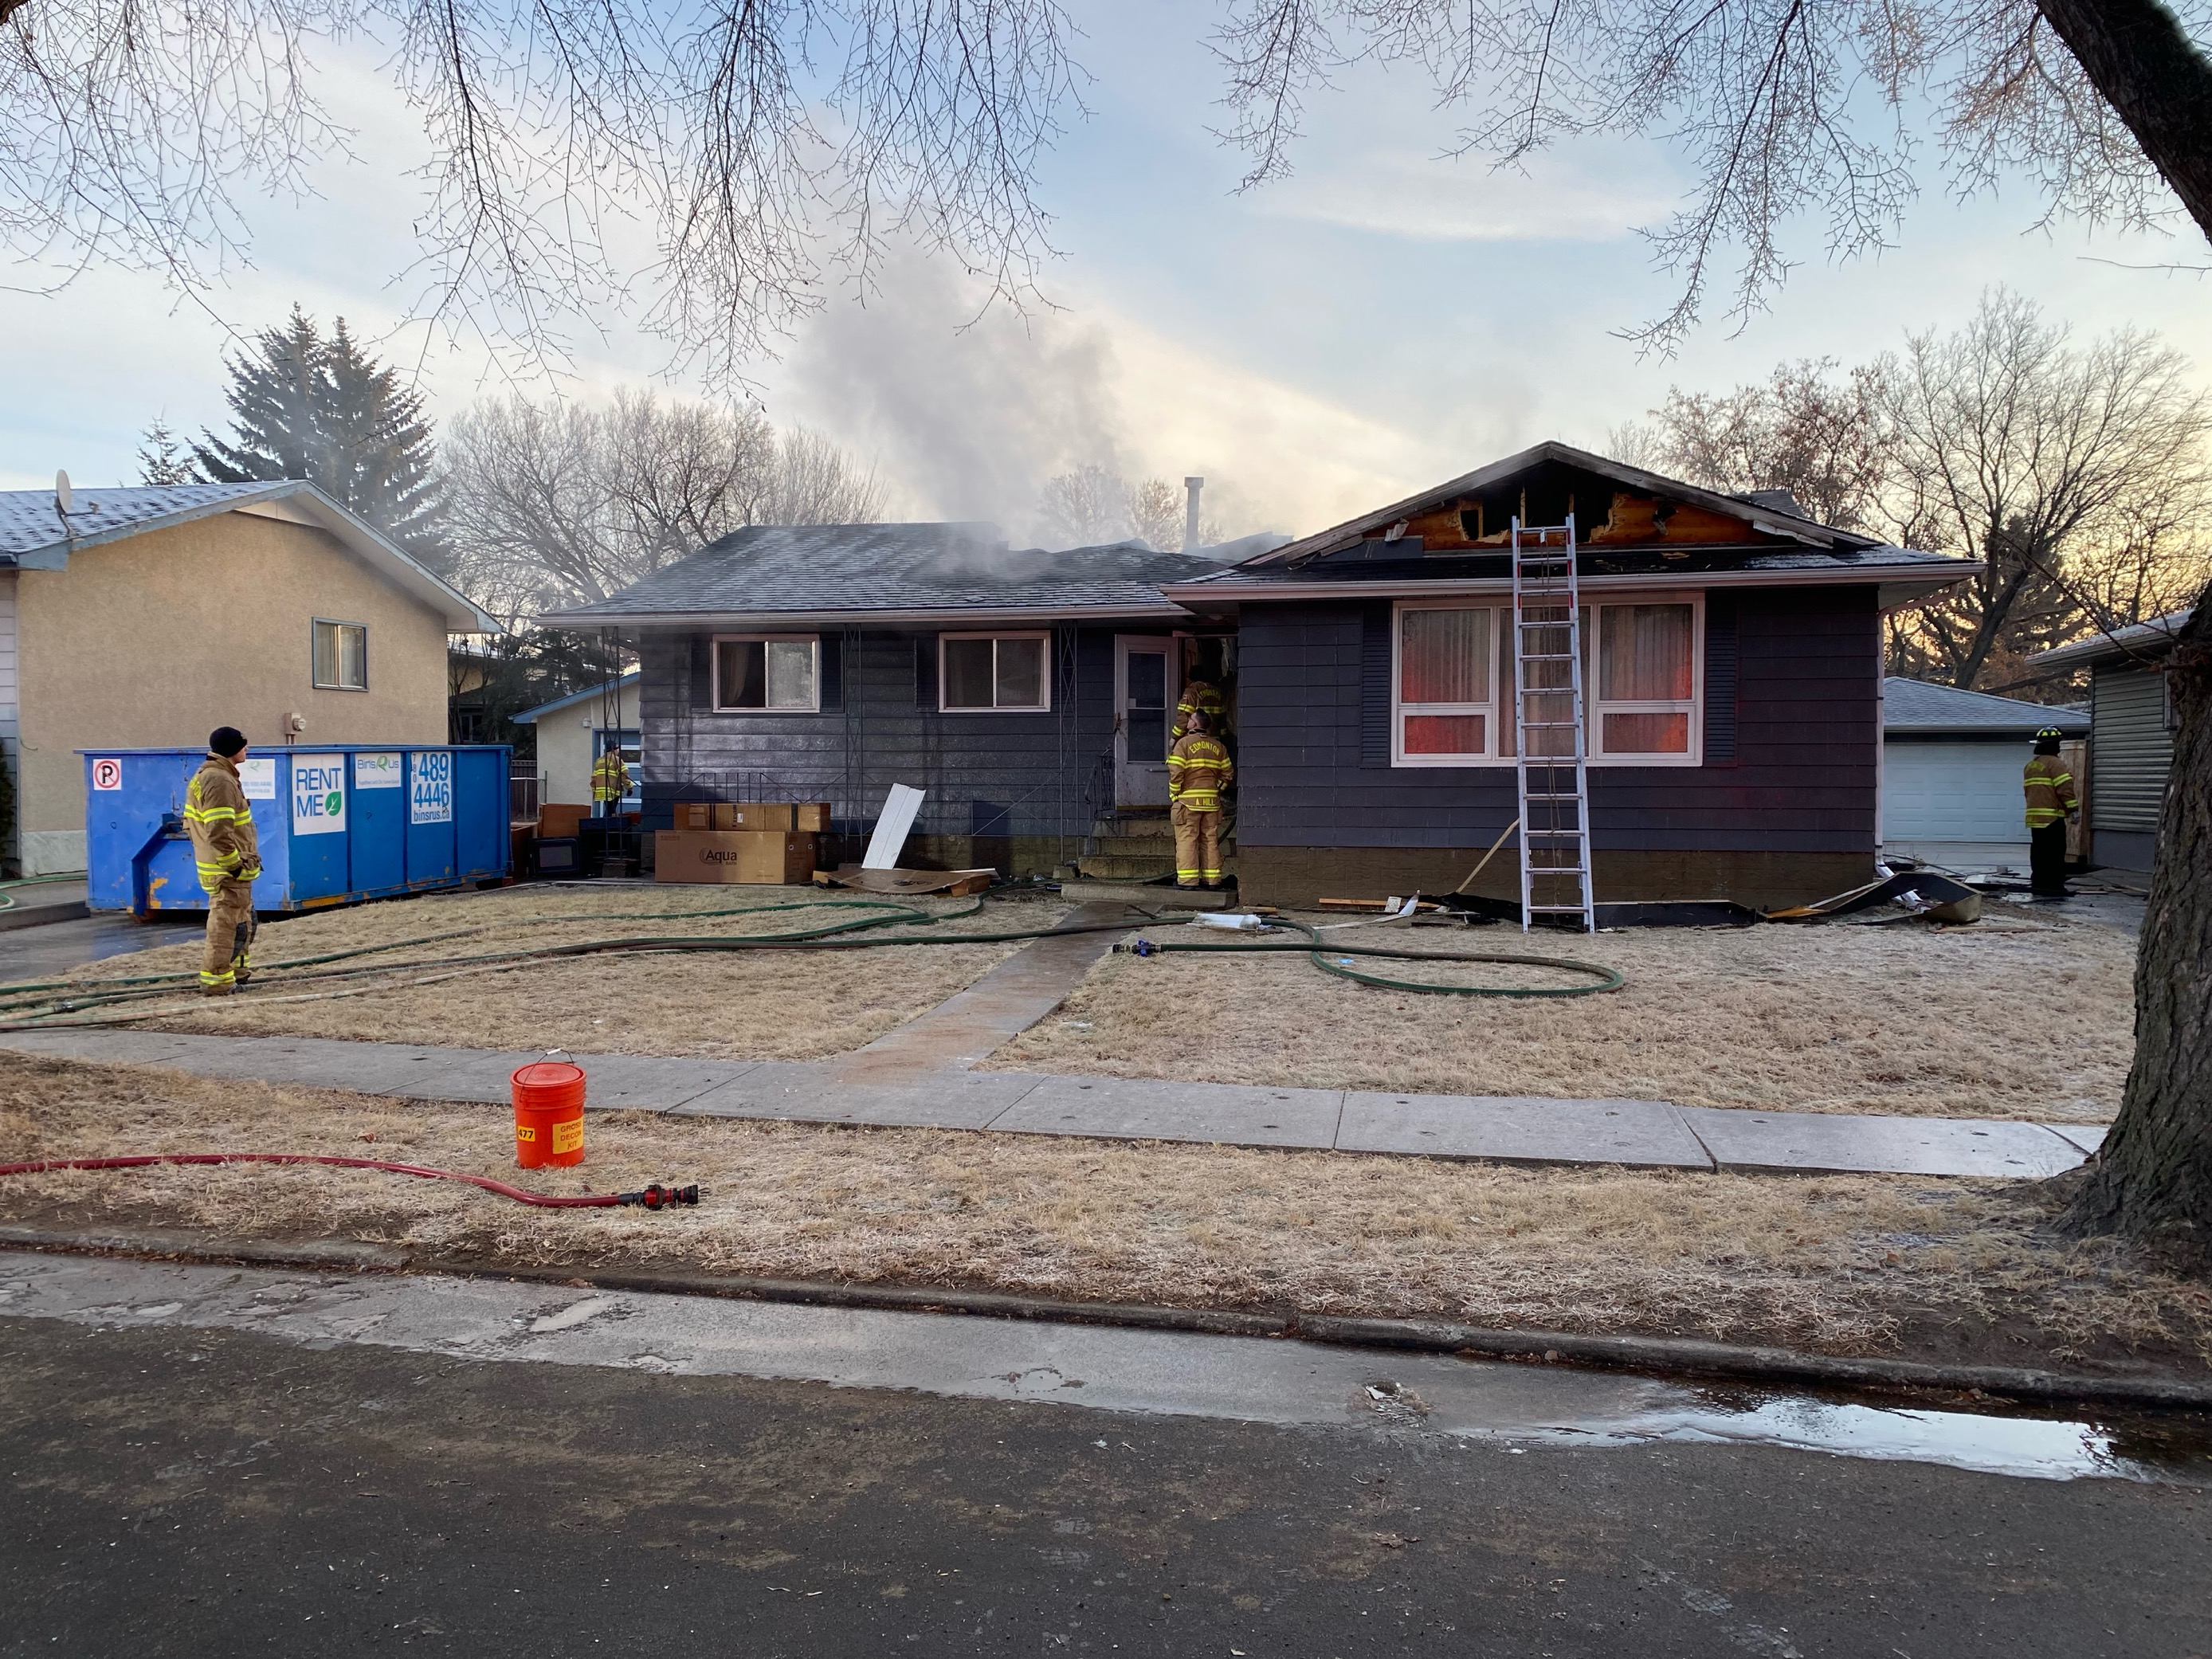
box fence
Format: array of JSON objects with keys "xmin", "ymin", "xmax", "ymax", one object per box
[{"xmin": 510, "ymin": 772, "xmax": 542, "ymax": 824}]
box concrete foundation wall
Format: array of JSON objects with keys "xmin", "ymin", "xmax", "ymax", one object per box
[{"xmin": 1237, "ymin": 845, "xmax": 1875, "ymax": 909}]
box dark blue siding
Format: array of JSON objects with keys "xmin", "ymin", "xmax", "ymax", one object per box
[
  {"xmin": 639, "ymin": 625, "xmax": 1128, "ymax": 845},
  {"xmin": 1237, "ymin": 586, "xmax": 1877, "ymax": 853}
]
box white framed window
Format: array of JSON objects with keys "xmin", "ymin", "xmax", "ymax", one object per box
[
  {"xmin": 1393, "ymin": 604, "xmax": 1502, "ymax": 764},
  {"xmin": 312, "ymin": 619, "xmax": 368, "ymax": 691},
  {"xmin": 939, "ymin": 632, "xmax": 1050, "ymax": 712},
  {"xmin": 1588, "ymin": 598, "xmax": 1701, "ymax": 763},
  {"xmin": 713, "ymin": 634, "xmax": 819, "ymax": 712},
  {"xmin": 1390, "ymin": 594, "xmax": 1702, "ymax": 767}
]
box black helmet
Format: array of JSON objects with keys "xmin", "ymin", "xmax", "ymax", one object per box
[{"xmin": 2034, "ymin": 726, "xmax": 2065, "ymax": 740}]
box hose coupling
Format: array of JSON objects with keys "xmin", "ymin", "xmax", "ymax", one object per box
[{"xmin": 618, "ymin": 1183, "xmax": 700, "ymax": 1210}]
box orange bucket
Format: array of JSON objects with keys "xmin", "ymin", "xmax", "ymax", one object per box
[{"xmin": 511, "ymin": 1061, "xmax": 586, "ymax": 1169}]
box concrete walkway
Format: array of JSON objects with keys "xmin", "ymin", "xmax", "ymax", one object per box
[{"xmin": 0, "ymin": 1026, "xmax": 2106, "ymax": 1179}]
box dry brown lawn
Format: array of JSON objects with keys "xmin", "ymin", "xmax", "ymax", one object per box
[
  {"xmin": 41, "ymin": 885, "xmax": 1063, "ymax": 1061},
  {"xmin": 990, "ymin": 907, "xmax": 2137, "ymax": 1122},
  {"xmin": 2, "ymin": 1051, "xmax": 2203, "ymax": 1373}
]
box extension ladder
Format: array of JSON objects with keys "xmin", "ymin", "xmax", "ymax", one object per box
[{"xmin": 1510, "ymin": 515, "xmax": 1596, "ymax": 932}]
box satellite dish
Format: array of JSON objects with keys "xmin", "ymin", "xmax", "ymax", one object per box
[{"xmin": 54, "ymin": 469, "xmax": 72, "ymax": 516}]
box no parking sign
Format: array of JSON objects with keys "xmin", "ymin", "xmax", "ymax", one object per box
[{"xmin": 91, "ymin": 758, "xmax": 123, "ymax": 791}]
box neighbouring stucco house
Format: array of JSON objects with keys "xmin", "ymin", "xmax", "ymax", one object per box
[
  {"xmin": 510, "ymin": 671, "xmax": 643, "ymax": 809},
  {"xmin": 1878, "ymin": 677, "xmax": 2087, "ymax": 873},
  {"xmin": 2023, "ymin": 606, "xmax": 2193, "ymax": 873},
  {"xmin": 0, "ymin": 481, "xmax": 496, "ymax": 874},
  {"xmin": 540, "ymin": 445, "xmax": 1981, "ymax": 908}
]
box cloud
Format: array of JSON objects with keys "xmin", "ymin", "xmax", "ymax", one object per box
[{"xmin": 1257, "ymin": 147, "xmax": 1671, "ymax": 244}]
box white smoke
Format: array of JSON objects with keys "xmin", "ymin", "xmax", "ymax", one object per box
[{"xmin": 774, "ymin": 254, "xmax": 1132, "ymax": 543}]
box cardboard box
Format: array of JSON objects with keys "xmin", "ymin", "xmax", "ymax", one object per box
[
  {"xmin": 674, "ymin": 801, "xmax": 712, "ymax": 831},
  {"xmin": 793, "ymin": 802, "xmax": 833, "ymax": 831},
  {"xmin": 655, "ymin": 830, "xmax": 818, "ymax": 885},
  {"xmin": 707, "ymin": 802, "xmax": 794, "ymax": 831},
  {"xmin": 539, "ymin": 802, "xmax": 590, "ymax": 840}
]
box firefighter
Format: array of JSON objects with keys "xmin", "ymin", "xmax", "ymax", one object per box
[
  {"xmin": 183, "ymin": 727, "xmax": 260, "ymax": 996},
  {"xmin": 2023, "ymin": 726, "xmax": 2080, "ymax": 899},
  {"xmin": 1170, "ymin": 676, "xmax": 1226, "ymax": 743},
  {"xmin": 1167, "ymin": 708, "xmax": 1233, "ymax": 890},
  {"xmin": 590, "ymin": 746, "xmax": 630, "ymax": 811}
]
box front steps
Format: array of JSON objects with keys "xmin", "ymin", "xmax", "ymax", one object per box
[{"xmin": 1073, "ymin": 809, "xmax": 1237, "ymax": 887}]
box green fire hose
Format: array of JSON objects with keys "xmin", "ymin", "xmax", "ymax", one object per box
[{"xmin": 0, "ymin": 890, "xmax": 1623, "ymax": 1031}]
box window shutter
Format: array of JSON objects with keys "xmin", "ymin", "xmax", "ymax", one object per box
[
  {"xmin": 819, "ymin": 633, "xmax": 844, "ymax": 712},
  {"xmin": 1704, "ymin": 595, "xmax": 1737, "ymax": 761},
  {"xmin": 688, "ymin": 635, "xmax": 712, "ymax": 711},
  {"xmin": 1361, "ymin": 603, "xmax": 1392, "ymax": 767},
  {"xmin": 915, "ymin": 637, "xmax": 938, "ymax": 708}
]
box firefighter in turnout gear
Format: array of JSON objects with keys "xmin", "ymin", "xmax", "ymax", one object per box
[
  {"xmin": 1171, "ymin": 677, "xmax": 1226, "ymax": 743},
  {"xmin": 1167, "ymin": 709, "xmax": 1233, "ymax": 889},
  {"xmin": 184, "ymin": 727, "xmax": 260, "ymax": 995},
  {"xmin": 2023, "ymin": 727, "xmax": 2080, "ymax": 899},
  {"xmin": 590, "ymin": 747, "xmax": 630, "ymax": 810}
]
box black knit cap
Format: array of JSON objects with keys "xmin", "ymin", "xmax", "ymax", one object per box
[{"xmin": 208, "ymin": 727, "xmax": 249, "ymax": 758}]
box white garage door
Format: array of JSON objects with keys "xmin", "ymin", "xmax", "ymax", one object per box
[{"xmin": 1883, "ymin": 740, "xmax": 2028, "ymax": 845}]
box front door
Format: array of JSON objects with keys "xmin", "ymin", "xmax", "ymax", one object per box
[{"xmin": 1114, "ymin": 637, "xmax": 1176, "ymax": 806}]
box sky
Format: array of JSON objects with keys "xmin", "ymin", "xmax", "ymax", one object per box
[{"xmin": 6, "ymin": 1, "xmax": 2210, "ymax": 546}]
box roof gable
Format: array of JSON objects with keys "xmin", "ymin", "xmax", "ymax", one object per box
[{"xmin": 1250, "ymin": 441, "xmax": 1881, "ymax": 568}]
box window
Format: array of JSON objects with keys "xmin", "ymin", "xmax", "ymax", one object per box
[
  {"xmin": 1592, "ymin": 602, "xmax": 1698, "ymax": 759},
  {"xmin": 939, "ymin": 633, "xmax": 1049, "ymax": 712},
  {"xmin": 713, "ymin": 635, "xmax": 818, "ymax": 712},
  {"xmin": 1391, "ymin": 595, "xmax": 1701, "ymax": 766},
  {"xmin": 312, "ymin": 620, "xmax": 367, "ymax": 690},
  {"xmin": 1394, "ymin": 606, "xmax": 1500, "ymax": 762}
]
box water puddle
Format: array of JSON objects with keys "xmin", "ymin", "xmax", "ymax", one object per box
[{"xmin": 1539, "ymin": 1387, "xmax": 2205, "ymax": 1482}]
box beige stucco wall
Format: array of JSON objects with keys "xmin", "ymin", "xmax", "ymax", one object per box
[
  {"xmin": 17, "ymin": 511, "xmax": 450, "ymax": 870},
  {"xmin": 531, "ymin": 680, "xmax": 641, "ymax": 806}
]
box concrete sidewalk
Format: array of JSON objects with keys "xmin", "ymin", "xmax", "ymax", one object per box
[{"xmin": 0, "ymin": 1026, "xmax": 2104, "ymax": 1179}]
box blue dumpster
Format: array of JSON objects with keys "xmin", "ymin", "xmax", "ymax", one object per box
[{"xmin": 81, "ymin": 745, "xmax": 513, "ymax": 914}]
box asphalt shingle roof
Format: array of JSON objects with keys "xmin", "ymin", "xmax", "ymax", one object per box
[
  {"xmin": 0, "ymin": 483, "xmax": 276, "ymax": 562},
  {"xmin": 541, "ymin": 523, "xmax": 1230, "ymax": 622},
  {"xmin": 2024, "ymin": 609, "xmax": 2193, "ymax": 672},
  {"xmin": 1883, "ymin": 677, "xmax": 2088, "ymax": 734}
]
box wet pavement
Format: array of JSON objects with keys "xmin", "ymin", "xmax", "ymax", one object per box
[
  {"xmin": 2, "ymin": 1250, "xmax": 2207, "ymax": 1657},
  {"xmin": 0, "ymin": 909, "xmax": 204, "ymax": 980}
]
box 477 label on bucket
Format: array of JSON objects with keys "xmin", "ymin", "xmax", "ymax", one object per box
[{"xmin": 410, "ymin": 751, "xmax": 453, "ymax": 826}]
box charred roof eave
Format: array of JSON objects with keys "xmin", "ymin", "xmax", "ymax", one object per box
[
  {"xmin": 1159, "ymin": 554, "xmax": 1983, "ymax": 614},
  {"xmin": 1239, "ymin": 439, "xmax": 1885, "ymax": 568}
]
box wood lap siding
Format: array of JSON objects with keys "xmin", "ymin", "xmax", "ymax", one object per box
[
  {"xmin": 641, "ymin": 626, "xmax": 1121, "ymax": 838},
  {"xmin": 1236, "ymin": 586, "xmax": 1876, "ymax": 853}
]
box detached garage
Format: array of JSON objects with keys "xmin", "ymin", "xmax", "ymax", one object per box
[{"xmin": 1881, "ymin": 677, "xmax": 2087, "ymax": 873}]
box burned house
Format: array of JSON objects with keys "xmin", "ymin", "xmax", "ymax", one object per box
[
  {"xmin": 544, "ymin": 443, "xmax": 1979, "ymax": 908},
  {"xmin": 1162, "ymin": 443, "xmax": 1978, "ymax": 906}
]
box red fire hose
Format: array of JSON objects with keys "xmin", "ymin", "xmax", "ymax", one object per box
[{"xmin": 0, "ymin": 1152, "xmax": 699, "ymax": 1210}]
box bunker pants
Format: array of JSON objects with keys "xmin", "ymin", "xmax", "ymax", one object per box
[
  {"xmin": 1172, "ymin": 801, "xmax": 1222, "ymax": 888},
  {"xmin": 202, "ymin": 877, "xmax": 257, "ymax": 989}
]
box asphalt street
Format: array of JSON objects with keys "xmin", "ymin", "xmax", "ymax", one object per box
[{"xmin": 2, "ymin": 1260, "xmax": 2208, "ymax": 1657}]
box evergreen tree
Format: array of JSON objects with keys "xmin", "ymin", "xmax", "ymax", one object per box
[
  {"xmin": 191, "ymin": 305, "xmax": 450, "ymax": 571},
  {"xmin": 192, "ymin": 307, "xmax": 327, "ymax": 487},
  {"xmin": 135, "ymin": 418, "xmax": 194, "ymax": 486},
  {"xmin": 321, "ymin": 319, "xmax": 449, "ymax": 571}
]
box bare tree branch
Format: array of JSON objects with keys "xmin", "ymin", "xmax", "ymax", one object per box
[
  {"xmin": 1210, "ymin": 0, "xmax": 2212, "ymax": 348},
  {"xmin": 0, "ymin": 1, "xmax": 1082, "ymax": 386}
]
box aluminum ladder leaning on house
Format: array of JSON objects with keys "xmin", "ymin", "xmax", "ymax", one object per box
[{"xmin": 1509, "ymin": 515, "xmax": 1597, "ymax": 932}]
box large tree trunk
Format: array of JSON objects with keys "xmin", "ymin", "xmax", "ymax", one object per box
[
  {"xmin": 2036, "ymin": 0, "xmax": 2212, "ymax": 243},
  {"xmin": 2061, "ymin": 579, "xmax": 2212, "ymax": 1254}
]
